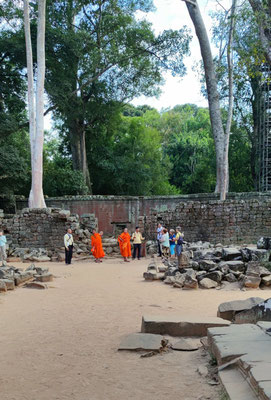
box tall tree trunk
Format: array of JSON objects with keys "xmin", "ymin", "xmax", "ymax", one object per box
[
  {"xmin": 183, "ymin": 0, "xmax": 226, "ymax": 197},
  {"xmin": 23, "ymin": 0, "xmax": 36, "ymax": 206},
  {"xmin": 69, "ymin": 121, "xmax": 92, "ymax": 192},
  {"xmin": 24, "ymin": 0, "xmax": 46, "ymax": 208},
  {"xmin": 221, "ymin": 0, "xmax": 238, "ymax": 200}
]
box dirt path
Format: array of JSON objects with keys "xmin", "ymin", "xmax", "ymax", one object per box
[{"xmin": 0, "ymin": 258, "xmax": 270, "ymax": 400}]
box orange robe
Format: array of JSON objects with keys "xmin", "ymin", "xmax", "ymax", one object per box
[
  {"xmin": 118, "ymin": 232, "xmax": 131, "ymax": 258},
  {"xmin": 91, "ymin": 233, "xmax": 105, "ymax": 259}
]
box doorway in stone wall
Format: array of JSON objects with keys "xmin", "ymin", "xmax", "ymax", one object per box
[{"xmin": 111, "ymin": 222, "xmax": 130, "ymax": 236}]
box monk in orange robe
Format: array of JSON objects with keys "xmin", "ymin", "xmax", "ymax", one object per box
[
  {"xmin": 118, "ymin": 228, "xmax": 131, "ymax": 262},
  {"xmin": 91, "ymin": 229, "xmax": 105, "ymax": 263}
]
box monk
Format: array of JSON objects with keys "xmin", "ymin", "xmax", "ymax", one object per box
[
  {"xmin": 91, "ymin": 229, "xmax": 105, "ymax": 263},
  {"xmin": 118, "ymin": 228, "xmax": 131, "ymax": 262}
]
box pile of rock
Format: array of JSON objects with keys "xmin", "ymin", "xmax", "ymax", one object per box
[
  {"xmin": 0, "ymin": 263, "xmax": 53, "ymax": 292},
  {"xmin": 143, "ymin": 238, "xmax": 271, "ymax": 290}
]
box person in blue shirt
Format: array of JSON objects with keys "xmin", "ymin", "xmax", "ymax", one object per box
[
  {"xmin": 0, "ymin": 230, "xmax": 7, "ymax": 266},
  {"xmin": 169, "ymin": 229, "xmax": 176, "ymax": 258}
]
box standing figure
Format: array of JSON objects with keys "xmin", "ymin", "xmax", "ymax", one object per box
[
  {"xmin": 169, "ymin": 229, "xmax": 176, "ymax": 258},
  {"xmin": 0, "ymin": 230, "xmax": 7, "ymax": 266},
  {"xmin": 118, "ymin": 228, "xmax": 131, "ymax": 262},
  {"xmin": 91, "ymin": 229, "xmax": 105, "ymax": 263},
  {"xmin": 156, "ymin": 223, "xmax": 163, "ymax": 257},
  {"xmin": 131, "ymin": 227, "xmax": 145, "ymax": 260},
  {"xmin": 64, "ymin": 228, "xmax": 74, "ymax": 265},
  {"xmin": 175, "ymin": 226, "xmax": 184, "ymax": 268},
  {"xmin": 160, "ymin": 228, "xmax": 170, "ymax": 258}
]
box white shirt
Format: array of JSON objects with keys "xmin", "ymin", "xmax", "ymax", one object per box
[{"xmin": 64, "ymin": 233, "xmax": 73, "ymax": 248}]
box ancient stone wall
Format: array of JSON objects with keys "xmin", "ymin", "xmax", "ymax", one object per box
[
  {"xmin": 15, "ymin": 192, "xmax": 271, "ymax": 234},
  {"xmin": 141, "ymin": 198, "xmax": 271, "ymax": 245}
]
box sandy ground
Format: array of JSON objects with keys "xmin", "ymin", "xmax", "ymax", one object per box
[{"xmin": 0, "ymin": 258, "xmax": 270, "ymax": 400}]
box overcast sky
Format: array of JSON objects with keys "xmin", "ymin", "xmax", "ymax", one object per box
[{"xmin": 131, "ymin": 0, "xmax": 223, "ymax": 111}]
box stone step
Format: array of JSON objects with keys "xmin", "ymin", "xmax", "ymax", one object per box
[{"xmin": 141, "ymin": 315, "xmax": 230, "ymax": 337}]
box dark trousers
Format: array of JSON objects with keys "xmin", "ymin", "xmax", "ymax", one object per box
[
  {"xmin": 65, "ymin": 245, "xmax": 73, "ymax": 264},
  {"xmin": 133, "ymin": 243, "xmax": 141, "ymax": 259},
  {"xmin": 157, "ymin": 240, "xmax": 162, "ymax": 256}
]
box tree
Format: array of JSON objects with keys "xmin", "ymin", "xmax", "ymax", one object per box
[
  {"xmin": 181, "ymin": 0, "xmax": 237, "ymax": 200},
  {"xmin": 44, "ymin": 0, "xmax": 191, "ymax": 192},
  {"xmin": 24, "ymin": 0, "xmax": 47, "ymax": 208}
]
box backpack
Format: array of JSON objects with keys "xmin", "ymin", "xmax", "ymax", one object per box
[{"xmin": 177, "ymin": 235, "xmax": 183, "ymax": 246}]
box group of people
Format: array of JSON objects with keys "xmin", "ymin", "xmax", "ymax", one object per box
[
  {"xmin": 156, "ymin": 223, "xmax": 184, "ymax": 261},
  {"xmin": 64, "ymin": 228, "xmax": 105, "ymax": 264},
  {"xmin": 64, "ymin": 226, "xmax": 145, "ymax": 264},
  {"xmin": 64, "ymin": 223, "xmax": 183, "ymax": 265}
]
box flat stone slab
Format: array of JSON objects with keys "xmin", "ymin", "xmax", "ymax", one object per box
[
  {"xmin": 118, "ymin": 333, "xmax": 164, "ymax": 351},
  {"xmin": 208, "ymin": 324, "xmax": 271, "ymax": 400},
  {"xmin": 171, "ymin": 338, "xmax": 199, "ymax": 351},
  {"xmin": 217, "ymin": 297, "xmax": 264, "ymax": 321},
  {"xmin": 141, "ymin": 315, "xmax": 230, "ymax": 337}
]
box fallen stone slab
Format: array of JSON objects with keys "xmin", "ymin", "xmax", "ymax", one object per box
[
  {"xmin": 0, "ymin": 280, "xmax": 7, "ymax": 292},
  {"xmin": 24, "ymin": 282, "xmax": 48, "ymax": 290},
  {"xmin": 219, "ymin": 260, "xmax": 245, "ymax": 272},
  {"xmin": 208, "ymin": 323, "xmax": 271, "ymax": 400},
  {"xmin": 141, "ymin": 315, "xmax": 230, "ymax": 337},
  {"xmin": 242, "ymin": 275, "xmax": 261, "ymax": 289},
  {"xmin": 171, "ymin": 338, "xmax": 199, "ymax": 351},
  {"xmin": 234, "ymin": 297, "xmax": 271, "ymax": 324},
  {"xmin": 118, "ymin": 333, "xmax": 164, "ymax": 351},
  {"xmin": 14, "ymin": 272, "xmax": 33, "ymax": 286},
  {"xmin": 217, "ymin": 297, "xmax": 264, "ymax": 321},
  {"xmin": 0, "ymin": 279, "xmax": 15, "ymax": 290},
  {"xmin": 261, "ymin": 275, "xmax": 271, "ymax": 286},
  {"xmin": 34, "ymin": 273, "xmax": 53, "ymax": 283},
  {"xmin": 199, "ymin": 278, "xmax": 218, "ymax": 289},
  {"xmin": 222, "ymin": 248, "xmax": 241, "ymax": 261}
]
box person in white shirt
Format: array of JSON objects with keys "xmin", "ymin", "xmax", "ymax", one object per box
[
  {"xmin": 0, "ymin": 231, "xmax": 7, "ymax": 266},
  {"xmin": 156, "ymin": 223, "xmax": 163, "ymax": 257},
  {"xmin": 159, "ymin": 228, "xmax": 170, "ymax": 258},
  {"xmin": 64, "ymin": 228, "xmax": 74, "ymax": 265}
]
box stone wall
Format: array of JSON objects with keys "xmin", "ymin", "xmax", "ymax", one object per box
[
  {"xmin": 0, "ymin": 208, "xmax": 97, "ymax": 260},
  {"xmin": 141, "ymin": 198, "xmax": 271, "ymax": 245},
  {"xmin": 15, "ymin": 192, "xmax": 271, "ymax": 234}
]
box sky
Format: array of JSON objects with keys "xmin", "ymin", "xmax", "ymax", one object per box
[{"xmin": 131, "ymin": 0, "xmax": 222, "ymax": 111}]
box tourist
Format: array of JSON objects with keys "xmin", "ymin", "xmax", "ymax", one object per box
[
  {"xmin": 169, "ymin": 229, "xmax": 176, "ymax": 258},
  {"xmin": 160, "ymin": 228, "xmax": 170, "ymax": 258},
  {"xmin": 118, "ymin": 227, "xmax": 131, "ymax": 262},
  {"xmin": 91, "ymin": 229, "xmax": 105, "ymax": 263},
  {"xmin": 0, "ymin": 230, "xmax": 7, "ymax": 266},
  {"xmin": 157, "ymin": 222, "xmax": 163, "ymax": 257},
  {"xmin": 131, "ymin": 227, "xmax": 145, "ymax": 260},
  {"xmin": 175, "ymin": 226, "xmax": 184, "ymax": 268},
  {"xmin": 64, "ymin": 228, "xmax": 74, "ymax": 265}
]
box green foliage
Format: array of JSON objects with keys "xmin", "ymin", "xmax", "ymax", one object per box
[
  {"xmin": 43, "ymin": 136, "xmax": 89, "ymax": 197},
  {"xmin": 88, "ymin": 114, "xmax": 178, "ymax": 195},
  {"xmin": 0, "ymin": 131, "xmax": 31, "ymax": 196},
  {"xmin": 161, "ymin": 105, "xmax": 217, "ymax": 193}
]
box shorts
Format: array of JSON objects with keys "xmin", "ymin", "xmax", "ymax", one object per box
[{"xmin": 170, "ymin": 244, "xmax": 175, "ymax": 255}]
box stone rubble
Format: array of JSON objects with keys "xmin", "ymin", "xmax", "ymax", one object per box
[
  {"xmin": 0, "ymin": 263, "xmax": 53, "ymax": 293},
  {"xmin": 143, "ymin": 238, "xmax": 271, "ymax": 290}
]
